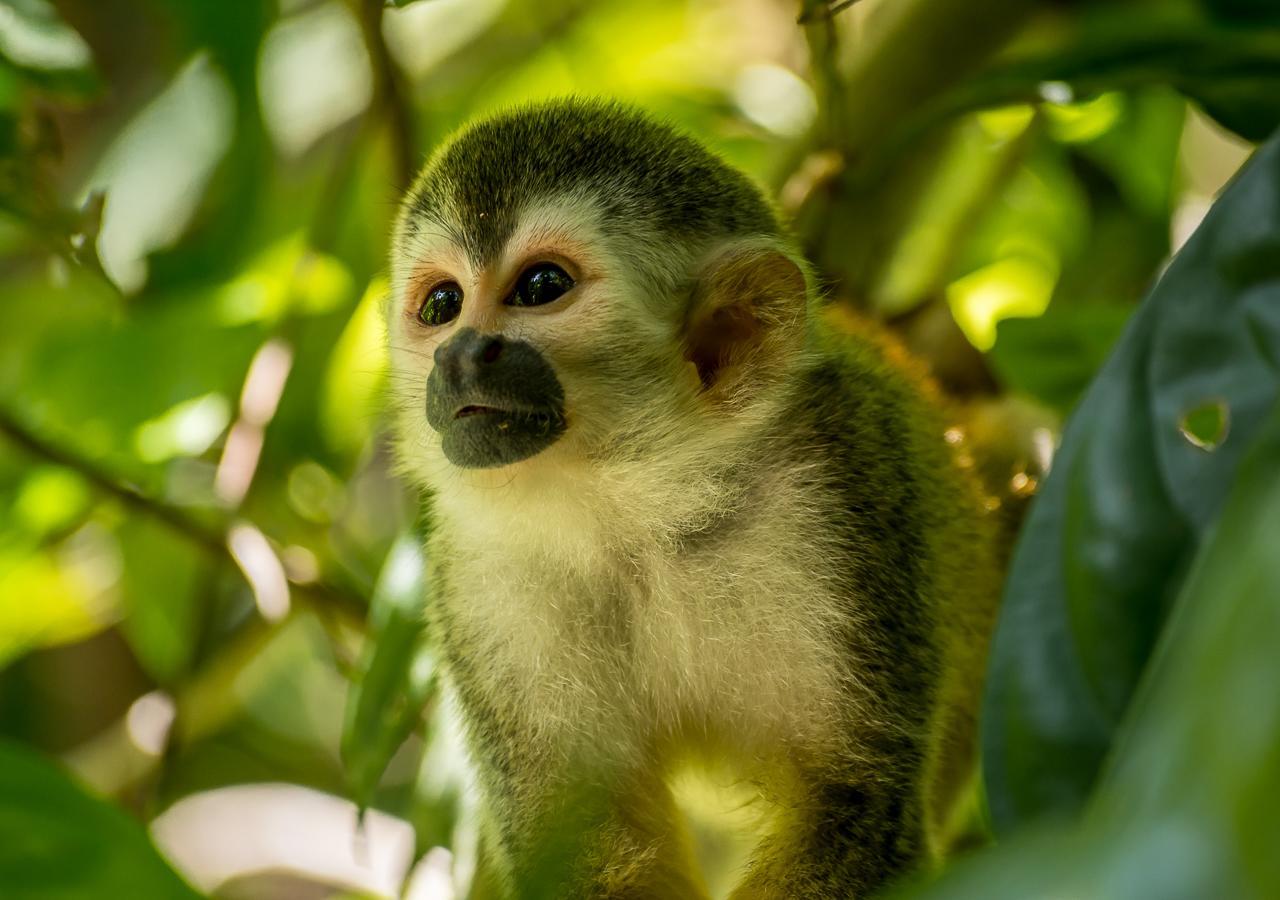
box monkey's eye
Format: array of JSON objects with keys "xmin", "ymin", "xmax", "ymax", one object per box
[
  {"xmin": 509, "ymin": 263, "xmax": 574, "ymax": 308},
  {"xmin": 418, "ymin": 282, "xmax": 463, "ymax": 326}
]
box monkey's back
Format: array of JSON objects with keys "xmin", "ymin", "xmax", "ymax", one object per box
[{"xmin": 789, "ymin": 305, "xmax": 1002, "ymax": 848}]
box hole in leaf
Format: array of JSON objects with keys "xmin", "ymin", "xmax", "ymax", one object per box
[{"xmin": 1178, "ymin": 398, "xmax": 1230, "ymax": 451}]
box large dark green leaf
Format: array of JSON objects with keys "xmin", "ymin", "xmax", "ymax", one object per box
[
  {"xmin": 900, "ymin": 401, "xmax": 1280, "ymax": 900},
  {"xmin": 0, "ymin": 740, "xmax": 202, "ymax": 899},
  {"xmin": 982, "ymin": 129, "xmax": 1280, "ymax": 831},
  {"xmin": 1093, "ymin": 407, "xmax": 1280, "ymax": 897}
]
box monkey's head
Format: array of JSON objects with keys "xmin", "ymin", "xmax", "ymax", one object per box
[{"xmin": 387, "ymin": 99, "xmax": 810, "ymax": 496}]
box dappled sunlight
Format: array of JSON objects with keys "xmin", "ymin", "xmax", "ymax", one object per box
[
  {"xmin": 259, "ymin": 2, "xmax": 373, "ymax": 158},
  {"xmin": 733, "ymin": 62, "xmax": 817, "ymax": 136},
  {"xmin": 216, "ymin": 236, "xmax": 353, "ymax": 326},
  {"xmin": 133, "ymin": 393, "xmax": 232, "ymax": 465},
  {"xmin": 323, "ymin": 275, "xmax": 390, "ymax": 456},
  {"xmin": 947, "ymin": 256, "xmax": 1057, "ymax": 350}
]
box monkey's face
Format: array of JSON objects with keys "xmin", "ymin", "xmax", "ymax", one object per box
[
  {"xmin": 388, "ymin": 199, "xmax": 701, "ymax": 480},
  {"xmin": 387, "ymin": 101, "xmax": 810, "ymax": 493}
]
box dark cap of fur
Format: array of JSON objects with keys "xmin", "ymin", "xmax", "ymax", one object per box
[{"xmin": 400, "ymin": 98, "xmax": 781, "ymax": 266}]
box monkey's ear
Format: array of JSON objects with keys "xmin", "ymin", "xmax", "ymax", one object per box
[{"xmin": 684, "ymin": 241, "xmax": 808, "ymax": 396}]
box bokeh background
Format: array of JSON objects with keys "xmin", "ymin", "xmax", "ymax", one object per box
[{"xmin": 1, "ymin": 0, "xmax": 1278, "ymax": 897}]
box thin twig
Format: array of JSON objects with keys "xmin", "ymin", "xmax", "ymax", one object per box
[
  {"xmin": 356, "ymin": 0, "xmax": 416, "ymax": 190},
  {"xmin": 0, "ymin": 407, "xmax": 367, "ymax": 620}
]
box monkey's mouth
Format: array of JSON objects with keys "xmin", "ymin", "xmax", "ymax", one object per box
[
  {"xmin": 424, "ymin": 330, "xmax": 567, "ymax": 468},
  {"xmin": 451, "ymin": 403, "xmax": 557, "ymax": 428},
  {"xmin": 454, "ymin": 404, "xmax": 501, "ymax": 419},
  {"xmin": 436, "ymin": 399, "xmax": 565, "ymax": 467}
]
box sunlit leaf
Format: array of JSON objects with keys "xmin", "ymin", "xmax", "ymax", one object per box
[
  {"xmin": 215, "ymin": 234, "xmax": 353, "ymax": 327},
  {"xmin": 382, "ymin": 0, "xmax": 507, "ymax": 81},
  {"xmin": 132, "ymin": 393, "xmax": 231, "ymax": 464},
  {"xmin": 258, "ymin": 2, "xmax": 372, "ymax": 158},
  {"xmin": 873, "ymin": 113, "xmax": 1038, "ymax": 317},
  {"xmin": 321, "ymin": 276, "xmax": 387, "ymax": 457},
  {"xmin": 140, "ymin": 0, "xmax": 276, "ymax": 290},
  {"xmin": 10, "ymin": 466, "xmax": 90, "ymax": 537},
  {"xmin": 83, "ymin": 54, "xmax": 234, "ymax": 292},
  {"xmin": 0, "ymin": 549, "xmax": 116, "ymax": 667},
  {"xmin": 947, "ymin": 255, "xmax": 1057, "ymax": 351}
]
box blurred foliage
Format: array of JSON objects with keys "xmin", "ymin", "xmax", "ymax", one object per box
[
  {"xmin": 0, "ymin": 739, "xmax": 199, "ymax": 898},
  {"xmin": 0, "ymin": 0, "xmax": 1275, "ymax": 897}
]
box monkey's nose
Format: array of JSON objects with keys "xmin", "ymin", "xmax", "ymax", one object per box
[{"xmin": 434, "ymin": 328, "xmax": 505, "ymax": 379}]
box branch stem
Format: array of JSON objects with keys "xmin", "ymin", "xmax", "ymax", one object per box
[{"xmin": 0, "ymin": 408, "xmax": 366, "ymax": 621}]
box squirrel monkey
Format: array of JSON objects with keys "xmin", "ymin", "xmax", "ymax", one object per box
[{"xmin": 385, "ymin": 99, "xmax": 1000, "ymax": 898}]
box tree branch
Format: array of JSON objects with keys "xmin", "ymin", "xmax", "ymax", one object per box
[
  {"xmin": 356, "ymin": 0, "xmax": 416, "ymax": 191},
  {"xmin": 0, "ymin": 407, "xmax": 367, "ymax": 621}
]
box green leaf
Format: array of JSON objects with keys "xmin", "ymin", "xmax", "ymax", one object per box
[
  {"xmin": 982, "ymin": 127, "xmax": 1280, "ymax": 831},
  {"xmin": 989, "ymin": 304, "xmax": 1132, "ymax": 414},
  {"xmin": 895, "ymin": 404, "xmax": 1280, "ymax": 900},
  {"xmin": 341, "ymin": 532, "xmax": 437, "ymax": 811},
  {"xmin": 1202, "ymin": 0, "xmax": 1280, "ymax": 25},
  {"xmin": 0, "ymin": 739, "xmax": 202, "ymax": 899},
  {"xmin": 919, "ymin": 19, "xmax": 1280, "ymax": 144},
  {"xmin": 1096, "ymin": 404, "xmax": 1280, "ymax": 894},
  {"xmin": 117, "ymin": 519, "xmax": 204, "ymax": 683}
]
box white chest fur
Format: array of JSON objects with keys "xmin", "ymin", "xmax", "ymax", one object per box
[{"xmin": 431, "ymin": 470, "xmax": 852, "ymax": 771}]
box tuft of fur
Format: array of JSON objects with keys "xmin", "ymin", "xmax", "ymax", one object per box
[{"xmin": 385, "ymin": 98, "xmax": 1000, "ymax": 899}]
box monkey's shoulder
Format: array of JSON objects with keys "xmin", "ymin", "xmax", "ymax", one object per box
[{"xmin": 786, "ymin": 307, "xmax": 996, "ymax": 613}]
